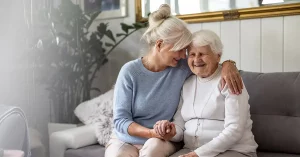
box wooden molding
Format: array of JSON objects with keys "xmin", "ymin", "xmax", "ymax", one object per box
[{"xmin": 135, "ymin": 1, "xmax": 300, "ymax": 23}]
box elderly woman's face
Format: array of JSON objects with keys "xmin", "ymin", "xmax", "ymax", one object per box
[{"xmin": 188, "ymin": 45, "xmax": 220, "ymax": 78}]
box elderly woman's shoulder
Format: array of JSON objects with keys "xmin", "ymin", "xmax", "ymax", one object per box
[{"xmin": 183, "ymin": 74, "xmax": 196, "ymax": 85}]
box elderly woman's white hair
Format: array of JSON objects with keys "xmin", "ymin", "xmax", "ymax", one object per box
[
  {"xmin": 142, "ymin": 4, "xmax": 192, "ymax": 51},
  {"xmin": 192, "ymin": 30, "xmax": 223, "ymax": 56}
]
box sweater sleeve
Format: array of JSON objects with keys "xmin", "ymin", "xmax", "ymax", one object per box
[
  {"xmin": 171, "ymin": 93, "xmax": 185, "ymax": 142},
  {"xmin": 194, "ymin": 82, "xmax": 250, "ymax": 157},
  {"xmin": 113, "ymin": 64, "xmax": 134, "ymax": 135}
]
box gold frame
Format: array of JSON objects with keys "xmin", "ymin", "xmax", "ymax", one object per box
[{"xmin": 135, "ymin": 1, "xmax": 300, "ymax": 23}]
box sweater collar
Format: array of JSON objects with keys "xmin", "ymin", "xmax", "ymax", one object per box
[{"xmin": 197, "ymin": 65, "xmax": 221, "ymax": 83}]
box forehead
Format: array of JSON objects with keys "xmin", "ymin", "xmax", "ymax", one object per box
[{"xmin": 189, "ymin": 45, "xmax": 211, "ymax": 52}]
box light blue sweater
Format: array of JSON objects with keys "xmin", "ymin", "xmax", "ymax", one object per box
[{"xmin": 113, "ymin": 58, "xmax": 191, "ymax": 144}]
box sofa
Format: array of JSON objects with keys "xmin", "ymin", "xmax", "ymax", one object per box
[
  {"xmin": 50, "ymin": 71, "xmax": 300, "ymax": 157},
  {"xmin": 0, "ymin": 105, "xmax": 31, "ymax": 157}
]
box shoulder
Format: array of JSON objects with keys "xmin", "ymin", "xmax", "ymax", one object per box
[
  {"xmin": 182, "ymin": 75, "xmax": 196, "ymax": 91},
  {"xmin": 119, "ymin": 59, "xmax": 140, "ymax": 77}
]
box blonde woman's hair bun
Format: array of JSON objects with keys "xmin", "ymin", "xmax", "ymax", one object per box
[{"xmin": 150, "ymin": 4, "xmax": 171, "ymax": 22}]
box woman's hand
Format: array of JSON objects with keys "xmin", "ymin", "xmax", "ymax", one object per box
[
  {"xmin": 221, "ymin": 61, "xmax": 243, "ymax": 94},
  {"xmin": 149, "ymin": 129, "xmax": 164, "ymax": 139},
  {"xmin": 154, "ymin": 120, "xmax": 171, "ymax": 136},
  {"xmin": 153, "ymin": 120, "xmax": 176, "ymax": 140},
  {"xmin": 179, "ymin": 152, "xmax": 198, "ymax": 157},
  {"xmin": 162, "ymin": 123, "xmax": 176, "ymax": 141}
]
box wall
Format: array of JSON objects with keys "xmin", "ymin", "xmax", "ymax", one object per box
[
  {"xmin": 187, "ymin": 16, "xmax": 300, "ymax": 72},
  {"xmin": 95, "ymin": 2, "xmax": 300, "ymax": 93}
]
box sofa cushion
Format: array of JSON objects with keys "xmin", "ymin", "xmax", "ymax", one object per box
[
  {"xmin": 257, "ymin": 152, "xmax": 300, "ymax": 157},
  {"xmin": 240, "ymin": 71, "xmax": 300, "ymax": 154},
  {"xmin": 64, "ymin": 144, "xmax": 105, "ymax": 157}
]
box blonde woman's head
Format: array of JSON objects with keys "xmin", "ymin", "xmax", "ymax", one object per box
[{"xmin": 142, "ymin": 4, "xmax": 192, "ymax": 67}]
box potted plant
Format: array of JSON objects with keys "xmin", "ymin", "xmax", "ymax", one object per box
[{"xmin": 29, "ymin": 0, "xmax": 147, "ymax": 124}]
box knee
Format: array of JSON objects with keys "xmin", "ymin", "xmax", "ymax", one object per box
[
  {"xmin": 145, "ymin": 138, "xmax": 164, "ymax": 146},
  {"xmin": 140, "ymin": 138, "xmax": 167, "ymax": 157}
]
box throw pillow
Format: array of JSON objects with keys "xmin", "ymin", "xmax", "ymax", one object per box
[{"xmin": 74, "ymin": 88, "xmax": 114, "ymax": 146}]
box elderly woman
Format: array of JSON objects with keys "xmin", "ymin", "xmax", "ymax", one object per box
[
  {"xmin": 106, "ymin": 4, "xmax": 244, "ymax": 157},
  {"xmin": 155, "ymin": 30, "xmax": 258, "ymax": 157}
]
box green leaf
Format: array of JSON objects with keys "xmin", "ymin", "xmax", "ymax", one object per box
[
  {"xmin": 97, "ymin": 23, "xmax": 107, "ymax": 34},
  {"xmin": 133, "ymin": 22, "xmax": 148, "ymax": 29},
  {"xmin": 116, "ymin": 33, "xmax": 127, "ymax": 37},
  {"xmin": 105, "ymin": 42, "xmax": 114, "ymax": 47},
  {"xmin": 105, "ymin": 30, "xmax": 115, "ymax": 42},
  {"xmin": 120, "ymin": 23, "xmax": 134, "ymax": 33}
]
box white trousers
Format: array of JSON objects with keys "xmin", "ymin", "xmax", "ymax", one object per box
[{"xmin": 105, "ymin": 137, "xmax": 181, "ymax": 157}]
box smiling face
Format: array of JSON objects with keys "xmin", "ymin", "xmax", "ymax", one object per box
[
  {"xmin": 188, "ymin": 45, "xmax": 221, "ymax": 78},
  {"xmin": 156, "ymin": 40, "xmax": 188, "ymax": 67}
]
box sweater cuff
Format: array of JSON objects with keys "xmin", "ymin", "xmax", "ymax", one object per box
[{"xmin": 123, "ymin": 120, "xmax": 134, "ymax": 135}]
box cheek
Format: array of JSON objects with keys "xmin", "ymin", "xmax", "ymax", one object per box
[{"xmin": 188, "ymin": 58, "xmax": 193, "ymax": 67}]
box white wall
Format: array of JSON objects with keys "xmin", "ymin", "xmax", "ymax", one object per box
[
  {"xmin": 95, "ymin": 4, "xmax": 300, "ymax": 93},
  {"xmin": 187, "ymin": 16, "xmax": 300, "ymax": 73}
]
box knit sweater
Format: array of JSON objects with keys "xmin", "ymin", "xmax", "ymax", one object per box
[
  {"xmin": 171, "ymin": 66, "xmax": 258, "ymax": 157},
  {"xmin": 113, "ymin": 58, "xmax": 191, "ymax": 144}
]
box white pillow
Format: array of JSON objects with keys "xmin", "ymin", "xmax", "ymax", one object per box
[{"xmin": 74, "ymin": 88, "xmax": 114, "ymax": 146}]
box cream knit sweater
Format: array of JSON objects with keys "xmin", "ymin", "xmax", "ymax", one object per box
[{"xmin": 171, "ymin": 66, "xmax": 258, "ymax": 157}]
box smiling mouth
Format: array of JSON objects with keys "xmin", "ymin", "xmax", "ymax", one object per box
[
  {"xmin": 173, "ymin": 59, "xmax": 180, "ymax": 62},
  {"xmin": 194, "ymin": 63, "xmax": 206, "ymax": 67}
]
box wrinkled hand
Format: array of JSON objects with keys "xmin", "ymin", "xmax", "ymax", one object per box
[
  {"xmin": 149, "ymin": 129, "xmax": 164, "ymax": 139},
  {"xmin": 154, "ymin": 120, "xmax": 176, "ymax": 141},
  {"xmin": 179, "ymin": 152, "xmax": 198, "ymax": 157},
  {"xmin": 221, "ymin": 61, "xmax": 243, "ymax": 95}
]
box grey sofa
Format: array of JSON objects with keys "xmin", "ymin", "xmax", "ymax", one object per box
[{"xmin": 55, "ymin": 71, "xmax": 300, "ymax": 157}]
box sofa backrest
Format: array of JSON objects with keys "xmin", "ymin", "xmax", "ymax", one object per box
[{"xmin": 240, "ymin": 71, "xmax": 300, "ymax": 154}]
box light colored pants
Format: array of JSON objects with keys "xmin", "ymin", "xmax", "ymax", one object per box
[
  {"xmin": 105, "ymin": 137, "xmax": 181, "ymax": 157},
  {"xmin": 170, "ymin": 149, "xmax": 257, "ymax": 157}
]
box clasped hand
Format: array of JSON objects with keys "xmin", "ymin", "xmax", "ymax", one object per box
[{"xmin": 150, "ymin": 120, "xmax": 176, "ymax": 141}]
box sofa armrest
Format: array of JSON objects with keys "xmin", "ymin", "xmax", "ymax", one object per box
[{"xmin": 49, "ymin": 124, "xmax": 98, "ymax": 157}]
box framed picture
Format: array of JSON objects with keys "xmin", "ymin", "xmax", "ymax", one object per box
[{"xmin": 80, "ymin": 0, "xmax": 127, "ymax": 20}]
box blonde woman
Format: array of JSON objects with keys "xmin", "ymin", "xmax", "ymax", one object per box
[
  {"xmin": 106, "ymin": 5, "xmax": 243, "ymax": 157},
  {"xmin": 155, "ymin": 30, "xmax": 258, "ymax": 157}
]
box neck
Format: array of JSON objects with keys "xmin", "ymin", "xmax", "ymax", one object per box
[{"xmin": 143, "ymin": 53, "xmax": 167, "ymax": 72}]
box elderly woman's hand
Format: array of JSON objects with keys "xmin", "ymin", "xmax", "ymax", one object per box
[
  {"xmin": 154, "ymin": 120, "xmax": 171, "ymax": 136},
  {"xmin": 179, "ymin": 152, "xmax": 198, "ymax": 157},
  {"xmin": 154, "ymin": 120, "xmax": 176, "ymax": 140},
  {"xmin": 221, "ymin": 61, "xmax": 243, "ymax": 94}
]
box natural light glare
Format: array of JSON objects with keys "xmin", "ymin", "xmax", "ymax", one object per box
[
  {"xmin": 262, "ymin": 0, "xmax": 284, "ymax": 4},
  {"xmin": 150, "ymin": 0, "xmax": 166, "ymax": 13},
  {"xmin": 178, "ymin": 0, "xmax": 201, "ymax": 14},
  {"xmin": 209, "ymin": 0, "xmax": 230, "ymax": 11}
]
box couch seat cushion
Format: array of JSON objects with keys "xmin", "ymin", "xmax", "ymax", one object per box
[
  {"xmin": 258, "ymin": 151, "xmax": 300, "ymax": 157},
  {"xmin": 64, "ymin": 144, "xmax": 105, "ymax": 157}
]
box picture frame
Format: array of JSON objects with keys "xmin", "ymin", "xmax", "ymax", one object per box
[{"xmin": 79, "ymin": 0, "xmax": 127, "ymax": 20}]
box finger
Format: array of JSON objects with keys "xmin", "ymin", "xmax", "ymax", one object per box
[
  {"xmin": 154, "ymin": 125, "xmax": 160, "ymax": 136},
  {"xmin": 160, "ymin": 121, "xmax": 168, "ymax": 135},
  {"xmin": 225, "ymin": 77, "xmax": 234, "ymax": 94},
  {"xmin": 230, "ymin": 76, "xmax": 239, "ymax": 94},
  {"xmin": 157, "ymin": 122, "xmax": 164, "ymax": 136},
  {"xmin": 221, "ymin": 78, "xmax": 226, "ymax": 89},
  {"xmin": 166, "ymin": 123, "xmax": 171, "ymax": 133},
  {"xmin": 234, "ymin": 74, "xmax": 243, "ymax": 94}
]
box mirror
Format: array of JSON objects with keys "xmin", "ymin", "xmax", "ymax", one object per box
[{"xmin": 136, "ymin": 0, "xmax": 300, "ymax": 23}]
